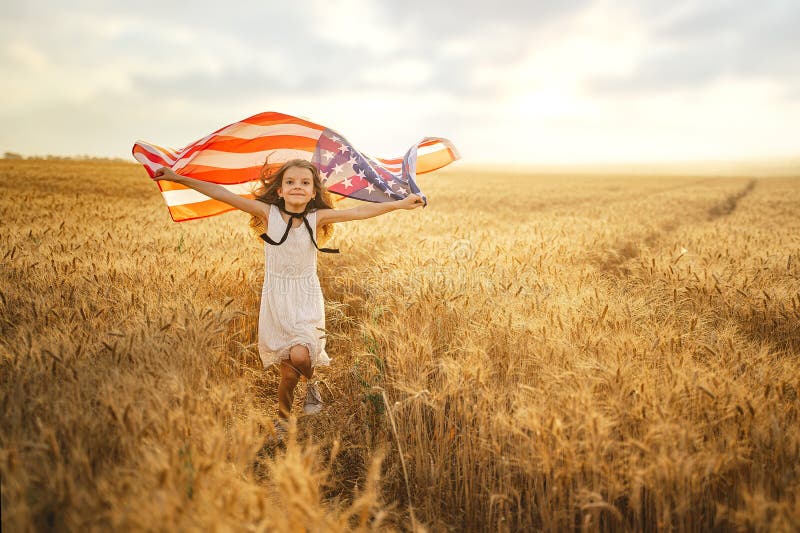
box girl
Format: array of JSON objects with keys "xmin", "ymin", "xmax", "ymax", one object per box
[{"xmin": 153, "ymin": 159, "xmax": 423, "ymax": 425}]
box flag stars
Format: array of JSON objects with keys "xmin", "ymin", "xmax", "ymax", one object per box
[
  {"xmin": 365, "ymin": 183, "xmax": 375, "ymax": 194},
  {"xmin": 342, "ymin": 176, "xmax": 353, "ymax": 189},
  {"xmin": 332, "ymin": 163, "xmax": 344, "ymax": 175},
  {"xmin": 321, "ymin": 150, "xmax": 333, "ymax": 163},
  {"xmin": 338, "ymin": 145, "xmax": 349, "ymax": 154}
]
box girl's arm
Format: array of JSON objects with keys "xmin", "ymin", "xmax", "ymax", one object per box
[
  {"xmin": 153, "ymin": 167, "xmax": 269, "ymax": 219},
  {"xmin": 317, "ymin": 195, "xmax": 424, "ymax": 225}
]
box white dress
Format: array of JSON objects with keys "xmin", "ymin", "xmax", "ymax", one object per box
[{"xmin": 257, "ymin": 204, "xmax": 330, "ymax": 368}]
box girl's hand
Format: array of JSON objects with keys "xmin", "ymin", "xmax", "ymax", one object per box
[
  {"xmin": 399, "ymin": 194, "xmax": 424, "ymax": 210},
  {"xmin": 153, "ymin": 167, "xmax": 180, "ymax": 182}
]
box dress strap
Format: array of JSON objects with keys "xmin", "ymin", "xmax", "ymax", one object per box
[
  {"xmin": 259, "ymin": 204, "xmax": 339, "ymax": 253},
  {"xmin": 260, "ymin": 206, "xmax": 293, "ymax": 246},
  {"xmin": 300, "ymin": 215, "xmax": 339, "ymax": 254}
]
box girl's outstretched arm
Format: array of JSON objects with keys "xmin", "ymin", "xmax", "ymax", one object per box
[
  {"xmin": 317, "ymin": 195, "xmax": 424, "ymax": 225},
  {"xmin": 153, "ymin": 167, "xmax": 269, "ymax": 219}
]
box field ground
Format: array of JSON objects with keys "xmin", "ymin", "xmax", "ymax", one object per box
[{"xmin": 1, "ymin": 159, "xmax": 799, "ymax": 531}]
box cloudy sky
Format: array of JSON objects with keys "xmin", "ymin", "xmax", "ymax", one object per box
[{"xmin": 2, "ymin": 0, "xmax": 799, "ymax": 165}]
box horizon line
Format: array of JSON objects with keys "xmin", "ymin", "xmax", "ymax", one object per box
[{"xmin": 4, "ymin": 152, "xmax": 799, "ymax": 177}]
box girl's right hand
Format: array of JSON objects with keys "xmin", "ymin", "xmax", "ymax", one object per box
[
  {"xmin": 153, "ymin": 167, "xmax": 179, "ymax": 182},
  {"xmin": 398, "ymin": 194, "xmax": 424, "ymax": 210}
]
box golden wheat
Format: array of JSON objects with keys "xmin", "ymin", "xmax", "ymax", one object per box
[{"xmin": 1, "ymin": 160, "xmax": 798, "ymax": 532}]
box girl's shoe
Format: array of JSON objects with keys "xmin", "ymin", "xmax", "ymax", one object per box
[{"xmin": 303, "ymin": 382, "xmax": 323, "ymax": 415}]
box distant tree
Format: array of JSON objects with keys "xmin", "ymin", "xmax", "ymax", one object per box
[{"xmin": 3, "ymin": 152, "xmax": 23, "ymax": 160}]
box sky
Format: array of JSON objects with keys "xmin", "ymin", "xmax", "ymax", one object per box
[{"xmin": 1, "ymin": 0, "xmax": 799, "ymax": 165}]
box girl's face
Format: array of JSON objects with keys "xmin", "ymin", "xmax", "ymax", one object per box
[{"xmin": 279, "ymin": 166, "xmax": 316, "ymax": 205}]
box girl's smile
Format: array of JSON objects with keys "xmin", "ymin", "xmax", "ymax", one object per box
[{"xmin": 279, "ymin": 166, "xmax": 315, "ymax": 209}]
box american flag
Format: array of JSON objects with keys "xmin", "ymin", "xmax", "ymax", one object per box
[{"xmin": 132, "ymin": 111, "xmax": 459, "ymax": 222}]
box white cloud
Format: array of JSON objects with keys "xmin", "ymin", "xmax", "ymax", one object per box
[
  {"xmin": 5, "ymin": 41, "xmax": 49, "ymax": 71},
  {"xmin": 358, "ymin": 59, "xmax": 434, "ymax": 87},
  {"xmin": 309, "ymin": 0, "xmax": 404, "ymax": 55}
]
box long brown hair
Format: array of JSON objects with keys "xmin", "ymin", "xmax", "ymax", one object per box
[{"xmin": 248, "ymin": 158, "xmax": 335, "ymax": 243}]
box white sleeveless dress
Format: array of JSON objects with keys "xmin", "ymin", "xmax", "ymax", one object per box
[{"xmin": 257, "ymin": 204, "xmax": 331, "ymax": 368}]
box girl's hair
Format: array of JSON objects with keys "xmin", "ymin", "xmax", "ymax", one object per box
[{"xmin": 248, "ymin": 158, "xmax": 335, "ymax": 243}]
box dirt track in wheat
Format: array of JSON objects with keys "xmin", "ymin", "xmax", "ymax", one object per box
[{"xmin": 1, "ymin": 159, "xmax": 799, "ymax": 531}]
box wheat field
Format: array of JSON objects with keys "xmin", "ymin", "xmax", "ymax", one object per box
[{"xmin": 1, "ymin": 159, "xmax": 799, "ymax": 532}]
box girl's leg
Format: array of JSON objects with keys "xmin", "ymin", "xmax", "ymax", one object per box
[
  {"xmin": 277, "ymin": 361, "xmax": 300, "ymax": 419},
  {"xmin": 288, "ymin": 344, "xmax": 314, "ymax": 380},
  {"xmin": 276, "ymin": 345, "xmax": 314, "ymax": 418}
]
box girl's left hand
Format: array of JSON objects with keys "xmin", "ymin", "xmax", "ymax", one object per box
[
  {"xmin": 399, "ymin": 194, "xmax": 424, "ymax": 210},
  {"xmin": 153, "ymin": 167, "xmax": 180, "ymax": 182}
]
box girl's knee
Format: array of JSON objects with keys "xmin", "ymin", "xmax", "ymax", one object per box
[
  {"xmin": 289, "ymin": 344, "xmax": 311, "ymax": 367},
  {"xmin": 287, "ymin": 344, "xmax": 313, "ymax": 379}
]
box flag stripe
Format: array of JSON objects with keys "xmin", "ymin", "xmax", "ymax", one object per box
[
  {"xmin": 183, "ymin": 147, "xmax": 315, "ymax": 169},
  {"xmin": 216, "ymin": 123, "xmax": 323, "ymax": 140},
  {"xmin": 133, "ymin": 146, "xmax": 171, "ymax": 175},
  {"xmin": 157, "ymin": 180, "xmax": 191, "ymax": 192},
  {"xmin": 418, "ymin": 143, "xmax": 449, "ymax": 158},
  {"xmin": 163, "ymin": 181, "xmax": 260, "ymax": 206},
  {"xmin": 240, "ymin": 113, "xmax": 325, "ymax": 130},
  {"xmin": 173, "ymin": 166, "xmax": 263, "ymax": 184},
  {"xmin": 369, "ymin": 141, "xmax": 457, "ymax": 169},
  {"xmin": 167, "ymin": 198, "xmax": 240, "ymax": 222},
  {"xmin": 135, "ymin": 142, "xmax": 177, "ymax": 165},
  {"xmin": 417, "ymin": 147, "xmax": 458, "ymax": 174}
]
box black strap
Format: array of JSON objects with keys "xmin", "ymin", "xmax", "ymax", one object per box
[
  {"xmin": 299, "ymin": 214, "xmax": 339, "ymax": 253},
  {"xmin": 259, "ymin": 205, "xmax": 339, "ymax": 254}
]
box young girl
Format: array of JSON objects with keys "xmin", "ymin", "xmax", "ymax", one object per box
[{"xmin": 153, "ymin": 159, "xmax": 423, "ymax": 424}]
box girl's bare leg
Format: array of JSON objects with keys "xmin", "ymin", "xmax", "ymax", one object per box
[
  {"xmin": 276, "ymin": 345, "xmax": 314, "ymax": 419},
  {"xmin": 277, "ymin": 362, "xmax": 299, "ymax": 419}
]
